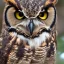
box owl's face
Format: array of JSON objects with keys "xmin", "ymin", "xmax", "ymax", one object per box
[{"xmin": 4, "ymin": 0, "xmax": 57, "ymax": 48}]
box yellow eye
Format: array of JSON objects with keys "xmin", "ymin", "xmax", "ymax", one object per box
[
  {"xmin": 15, "ymin": 11, "xmax": 25, "ymax": 20},
  {"xmin": 38, "ymin": 12, "xmax": 48, "ymax": 20}
]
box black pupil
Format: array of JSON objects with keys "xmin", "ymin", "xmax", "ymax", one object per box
[
  {"xmin": 19, "ymin": 12, "xmax": 24, "ymax": 17},
  {"xmin": 40, "ymin": 12, "xmax": 45, "ymax": 17}
]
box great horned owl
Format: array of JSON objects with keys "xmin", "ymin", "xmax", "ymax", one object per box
[{"xmin": 0, "ymin": 0, "xmax": 58, "ymax": 64}]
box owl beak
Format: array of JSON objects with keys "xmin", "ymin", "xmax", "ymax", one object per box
[{"xmin": 28, "ymin": 19, "xmax": 35, "ymax": 35}]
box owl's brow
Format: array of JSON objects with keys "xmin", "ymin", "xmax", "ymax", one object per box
[
  {"xmin": 7, "ymin": 0, "xmax": 22, "ymax": 10},
  {"xmin": 8, "ymin": 1, "xmax": 18, "ymax": 10},
  {"xmin": 15, "ymin": 0, "xmax": 22, "ymax": 10},
  {"xmin": 41, "ymin": 3, "xmax": 54, "ymax": 11}
]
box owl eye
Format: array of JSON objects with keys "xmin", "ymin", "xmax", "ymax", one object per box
[
  {"xmin": 38, "ymin": 11, "xmax": 48, "ymax": 20},
  {"xmin": 14, "ymin": 11, "xmax": 25, "ymax": 20}
]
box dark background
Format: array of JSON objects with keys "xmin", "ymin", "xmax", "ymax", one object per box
[{"xmin": 0, "ymin": 0, "xmax": 64, "ymax": 64}]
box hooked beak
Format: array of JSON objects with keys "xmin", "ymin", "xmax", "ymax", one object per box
[{"xmin": 28, "ymin": 19, "xmax": 35, "ymax": 35}]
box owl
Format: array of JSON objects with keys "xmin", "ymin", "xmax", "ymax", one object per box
[{"xmin": 0, "ymin": 0, "xmax": 58, "ymax": 64}]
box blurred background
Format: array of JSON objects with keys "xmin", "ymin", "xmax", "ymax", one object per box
[{"xmin": 0, "ymin": 0, "xmax": 64, "ymax": 64}]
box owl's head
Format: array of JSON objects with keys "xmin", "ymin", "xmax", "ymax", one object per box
[{"xmin": 4, "ymin": 0, "xmax": 57, "ymax": 38}]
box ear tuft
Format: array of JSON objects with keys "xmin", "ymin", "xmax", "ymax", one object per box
[
  {"xmin": 45, "ymin": 0, "xmax": 58, "ymax": 5},
  {"xmin": 4, "ymin": 0, "xmax": 16, "ymax": 4}
]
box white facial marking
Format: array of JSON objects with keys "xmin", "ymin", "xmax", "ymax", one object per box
[{"xmin": 14, "ymin": 32, "xmax": 50, "ymax": 49}]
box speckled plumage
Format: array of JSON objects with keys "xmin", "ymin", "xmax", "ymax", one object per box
[
  {"xmin": 0, "ymin": 0, "xmax": 58, "ymax": 64},
  {"xmin": 0, "ymin": 27, "xmax": 56, "ymax": 64}
]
